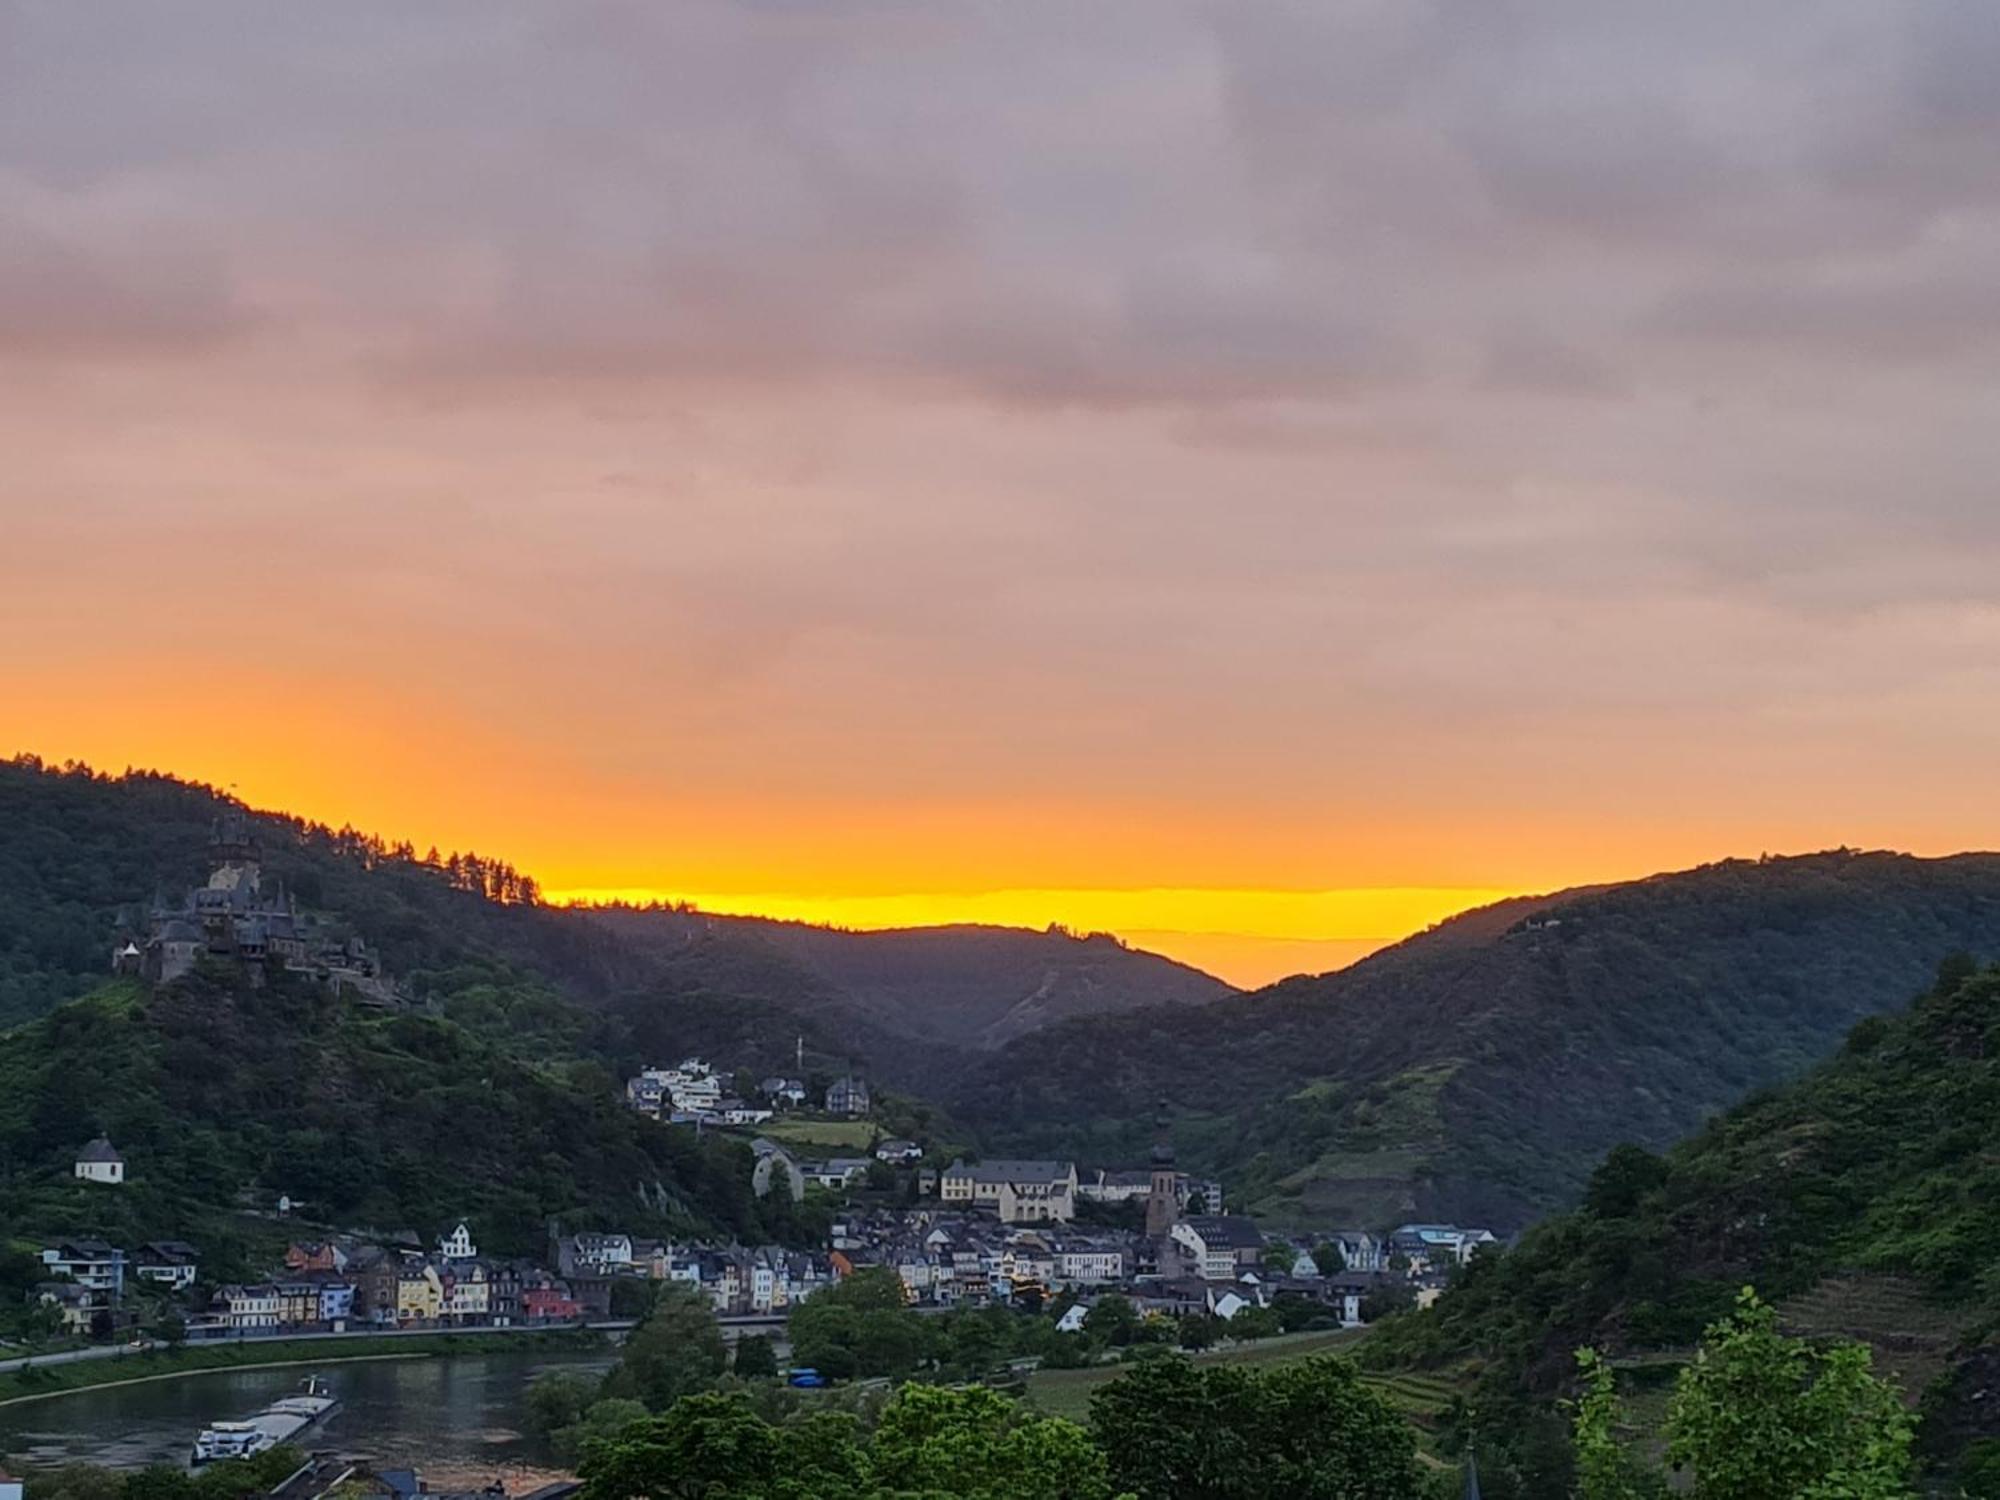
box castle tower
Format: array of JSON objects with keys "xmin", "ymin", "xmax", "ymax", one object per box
[
  {"xmin": 208, "ymin": 812, "xmax": 262, "ymax": 894},
  {"xmin": 1145, "ymin": 1098, "xmax": 1179, "ymax": 1241}
]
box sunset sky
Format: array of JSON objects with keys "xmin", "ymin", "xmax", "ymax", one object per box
[{"xmin": 7, "ymin": 4, "xmax": 2000, "ymax": 986}]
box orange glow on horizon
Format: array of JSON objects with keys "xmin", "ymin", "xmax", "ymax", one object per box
[{"xmin": 541, "ymin": 885, "xmax": 1521, "ymax": 987}]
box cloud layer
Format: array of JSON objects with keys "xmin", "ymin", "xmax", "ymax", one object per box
[{"xmin": 7, "ymin": 0, "xmax": 2000, "ymax": 966}]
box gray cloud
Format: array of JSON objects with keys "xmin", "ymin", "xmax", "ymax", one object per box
[{"xmin": 7, "ymin": 0, "xmax": 2000, "ymax": 826}]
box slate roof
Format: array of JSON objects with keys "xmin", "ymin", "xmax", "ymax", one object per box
[
  {"xmin": 944, "ymin": 1159, "xmax": 1073, "ymax": 1184},
  {"xmin": 76, "ymin": 1137, "xmax": 124, "ymax": 1164},
  {"xmin": 1181, "ymin": 1215, "xmax": 1264, "ymax": 1250}
]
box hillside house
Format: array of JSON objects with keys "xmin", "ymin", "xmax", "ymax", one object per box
[
  {"xmin": 825, "ymin": 1076, "xmax": 871, "ymax": 1115},
  {"xmin": 805, "ymin": 1158, "xmax": 871, "ymax": 1189},
  {"xmin": 42, "ymin": 1240, "xmax": 126, "ymax": 1301},
  {"xmin": 557, "ymin": 1233, "xmax": 635, "ymax": 1275},
  {"xmin": 135, "ymin": 1240, "xmax": 200, "ymax": 1290},
  {"xmin": 35, "ymin": 1282, "xmax": 94, "ymax": 1334},
  {"xmin": 73, "ymin": 1137, "xmax": 125, "ymax": 1185},
  {"xmin": 286, "ymin": 1240, "xmax": 349, "ymax": 1273},
  {"xmin": 1389, "ymin": 1224, "xmax": 1498, "ymax": 1269},
  {"xmin": 437, "ymin": 1222, "xmax": 478, "ymax": 1260},
  {"xmin": 760, "ymin": 1076, "xmax": 807, "ymax": 1106}
]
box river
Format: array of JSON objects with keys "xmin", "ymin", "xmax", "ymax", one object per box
[{"xmin": 0, "ymin": 1350, "xmax": 619, "ymax": 1476}]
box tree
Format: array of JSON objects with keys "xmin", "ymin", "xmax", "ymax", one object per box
[
  {"xmin": 1570, "ymin": 1349, "xmax": 1667, "ymax": 1500},
  {"xmin": 1663, "ymin": 1289, "xmax": 1915, "ymax": 1500},
  {"xmin": 525, "ymin": 1368, "xmax": 601, "ymax": 1439},
  {"xmin": 578, "ymin": 1394, "xmax": 872, "ymax": 1500},
  {"xmin": 870, "ymin": 1383, "xmax": 1114, "ymax": 1500},
  {"xmin": 1082, "ymin": 1293, "xmax": 1139, "ymax": 1347},
  {"xmin": 1090, "ymin": 1353, "xmax": 1421, "ymax": 1500},
  {"xmin": 1178, "ymin": 1312, "xmax": 1221, "ymax": 1351},
  {"xmin": 1360, "ymin": 1280, "xmax": 1416, "ymax": 1323},
  {"xmin": 124, "ymin": 1467, "xmax": 198, "ymax": 1500},
  {"xmin": 1583, "ymin": 1144, "xmax": 1670, "ymax": 1220},
  {"xmin": 609, "ymin": 1282, "xmax": 728, "ymax": 1411},
  {"xmin": 156, "ymin": 1311, "xmax": 187, "ymax": 1351},
  {"xmin": 1245, "ymin": 1357, "xmax": 1426, "ymax": 1498},
  {"xmin": 553, "ymin": 1398, "xmax": 650, "ymax": 1465},
  {"xmin": 579, "ymin": 1394, "xmax": 787, "ymax": 1500},
  {"xmin": 1261, "ymin": 1241, "xmax": 1298, "ymax": 1275},
  {"xmin": 734, "ymin": 1334, "xmax": 779, "ymax": 1379},
  {"xmin": 1311, "ymin": 1241, "xmax": 1346, "ymax": 1276},
  {"xmin": 23, "ymin": 1467, "xmax": 123, "ymax": 1500},
  {"xmin": 608, "ymin": 1276, "xmax": 659, "ymax": 1320}
]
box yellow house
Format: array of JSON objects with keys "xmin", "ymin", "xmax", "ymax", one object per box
[{"xmin": 396, "ymin": 1262, "xmax": 443, "ymax": 1324}]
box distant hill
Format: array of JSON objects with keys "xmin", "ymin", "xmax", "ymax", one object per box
[
  {"xmin": 1368, "ymin": 958, "xmax": 2000, "ymax": 1493},
  {"xmin": 951, "ymin": 851, "xmax": 2000, "ymax": 1231},
  {"xmin": 583, "ymin": 907, "xmax": 1233, "ymax": 1051},
  {"xmin": 0, "ymin": 757, "xmax": 1226, "ymax": 1086}
]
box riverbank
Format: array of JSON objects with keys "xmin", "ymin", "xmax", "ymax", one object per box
[{"xmin": 0, "ymin": 1328, "xmax": 607, "ymax": 1407}]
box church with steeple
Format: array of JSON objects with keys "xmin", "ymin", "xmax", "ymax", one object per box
[{"xmin": 1144, "ymin": 1099, "xmax": 1181, "ymax": 1241}]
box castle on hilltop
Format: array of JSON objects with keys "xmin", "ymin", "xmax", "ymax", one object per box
[{"xmin": 115, "ymin": 814, "xmax": 399, "ymax": 1004}]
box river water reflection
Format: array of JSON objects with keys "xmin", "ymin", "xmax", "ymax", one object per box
[{"xmin": 0, "ymin": 1351, "xmax": 618, "ymax": 1475}]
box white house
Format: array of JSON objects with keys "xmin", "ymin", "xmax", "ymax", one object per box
[
  {"xmin": 1209, "ymin": 1285, "xmax": 1264, "ymax": 1321},
  {"xmin": 805, "ymin": 1158, "xmax": 871, "ymax": 1189},
  {"xmin": 74, "ymin": 1137, "xmax": 125, "ymax": 1185},
  {"xmin": 135, "ymin": 1240, "xmax": 200, "ymax": 1291},
  {"xmin": 437, "ymin": 1222, "xmax": 478, "ymax": 1260},
  {"xmin": 1056, "ymin": 1303, "xmax": 1090, "ymax": 1334},
  {"xmin": 216, "ymin": 1283, "xmax": 281, "ymax": 1331},
  {"xmin": 442, "ymin": 1261, "xmax": 490, "ymax": 1321},
  {"xmin": 42, "ymin": 1240, "xmax": 126, "ymax": 1300},
  {"xmin": 2, "ymin": 1464, "xmax": 25, "ymax": 1500},
  {"xmin": 1053, "ymin": 1244, "xmax": 1128, "ymax": 1285},
  {"xmin": 1169, "ymin": 1216, "xmax": 1266, "ymax": 1280},
  {"xmin": 577, "ymin": 1234, "xmax": 633, "ymax": 1268}
]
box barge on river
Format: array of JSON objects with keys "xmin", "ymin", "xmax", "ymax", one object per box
[{"xmin": 191, "ymin": 1377, "xmax": 340, "ymax": 1465}]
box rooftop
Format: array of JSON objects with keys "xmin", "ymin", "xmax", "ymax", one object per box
[{"xmin": 76, "ymin": 1137, "xmax": 124, "ymax": 1163}]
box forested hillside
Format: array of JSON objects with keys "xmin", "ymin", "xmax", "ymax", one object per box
[
  {"xmin": 953, "ymin": 852, "xmax": 2000, "ymax": 1229},
  {"xmin": 0, "ymin": 970, "xmax": 810, "ymax": 1259},
  {"xmin": 0, "ymin": 757, "xmax": 1223, "ymax": 1084},
  {"xmin": 1366, "ymin": 958, "xmax": 2000, "ymax": 1496},
  {"xmin": 586, "ymin": 907, "xmax": 1231, "ymax": 1051}
]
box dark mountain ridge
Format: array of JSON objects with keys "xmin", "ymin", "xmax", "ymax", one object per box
[
  {"xmin": 952, "ymin": 850, "xmax": 2000, "ymax": 1231},
  {"xmin": 0, "ymin": 756, "xmax": 1226, "ymax": 1086},
  {"xmin": 582, "ymin": 906, "xmax": 1232, "ymax": 1051}
]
